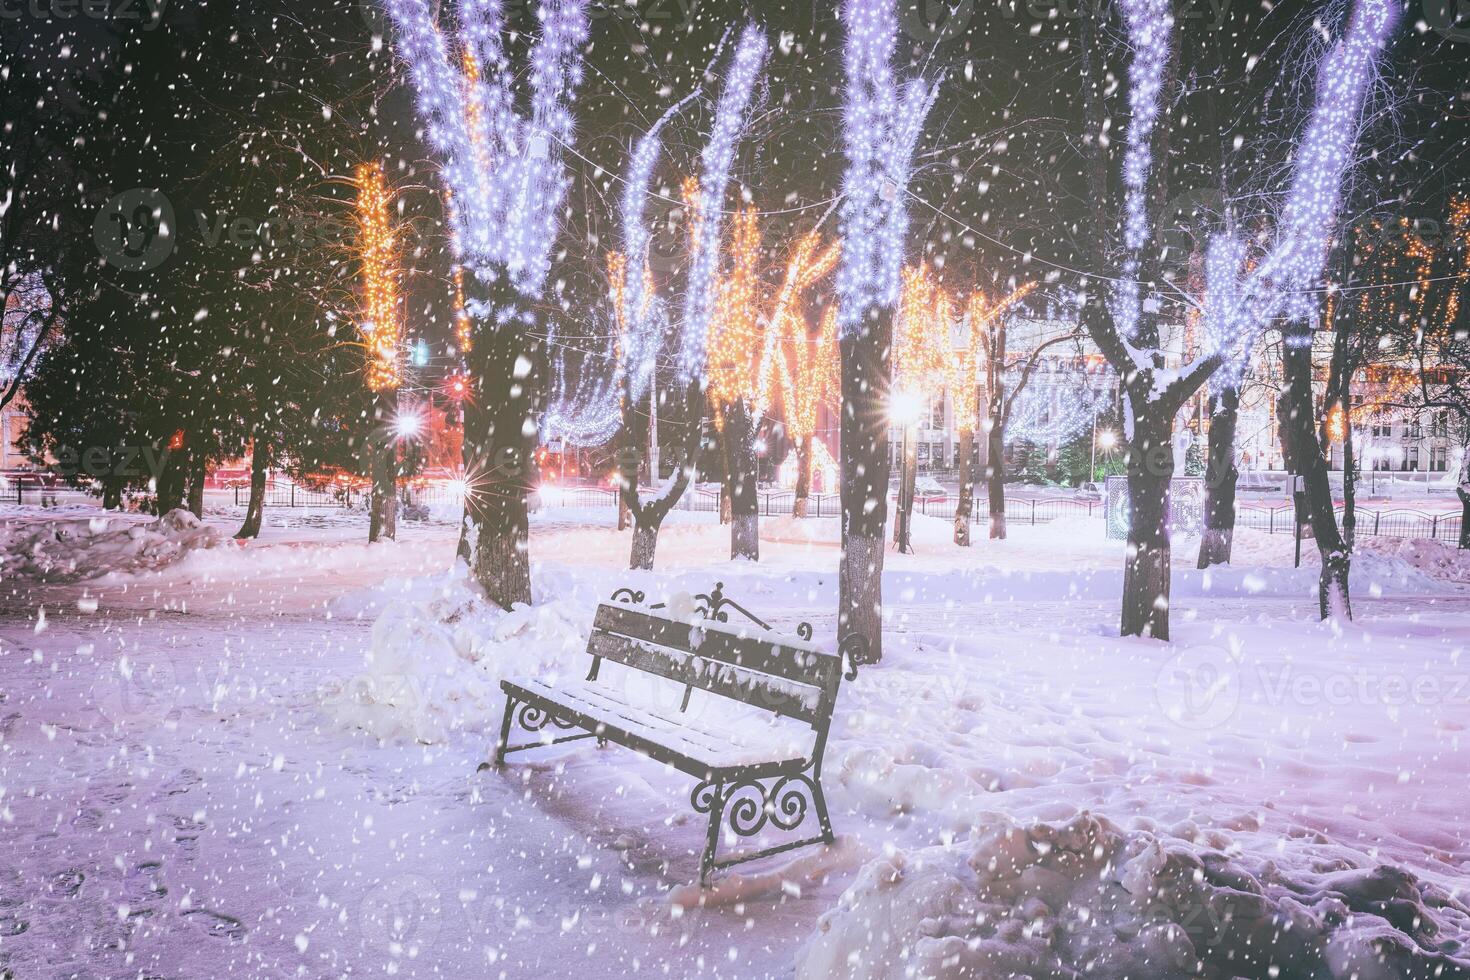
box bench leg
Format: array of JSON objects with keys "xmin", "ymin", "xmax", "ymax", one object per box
[
  {"xmin": 492, "ymin": 694, "xmax": 519, "ymax": 770},
  {"xmin": 693, "ymin": 770, "xmax": 833, "ymax": 886},
  {"xmin": 810, "ymin": 772, "xmax": 835, "ymax": 845},
  {"xmin": 695, "ymin": 782, "xmax": 728, "ymax": 888}
]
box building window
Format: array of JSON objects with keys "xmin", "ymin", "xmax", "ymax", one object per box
[
  {"xmin": 1430, "ymin": 446, "xmax": 1448, "ymax": 472},
  {"xmin": 1372, "ymin": 414, "xmax": 1392, "ymax": 438},
  {"xmin": 1403, "ymin": 446, "xmax": 1419, "ymax": 471}
]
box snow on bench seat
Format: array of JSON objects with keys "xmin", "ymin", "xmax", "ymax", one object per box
[{"xmin": 500, "ymin": 675, "xmax": 815, "ymax": 775}]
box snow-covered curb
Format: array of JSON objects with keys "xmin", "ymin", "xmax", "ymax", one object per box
[{"xmin": 0, "ymin": 508, "xmax": 228, "ymax": 582}]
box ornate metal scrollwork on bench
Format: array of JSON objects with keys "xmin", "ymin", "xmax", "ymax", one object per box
[
  {"xmin": 516, "ymin": 702, "xmax": 579, "ymax": 734},
  {"xmin": 692, "ymin": 774, "xmax": 819, "ymax": 837},
  {"xmin": 609, "ymin": 586, "xmax": 646, "ymax": 605}
]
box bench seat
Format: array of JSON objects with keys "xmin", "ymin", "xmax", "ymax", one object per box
[{"xmin": 502, "ymin": 676, "xmax": 815, "ymax": 777}]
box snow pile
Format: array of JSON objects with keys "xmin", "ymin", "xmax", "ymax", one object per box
[
  {"xmin": 0, "ymin": 508, "xmax": 226, "ymax": 582},
  {"xmin": 325, "ymin": 567, "xmax": 591, "ymax": 743},
  {"xmin": 1221, "ymin": 528, "xmax": 1462, "ymax": 595},
  {"xmin": 1357, "ymin": 535, "xmax": 1470, "ymax": 585},
  {"xmin": 799, "ymin": 813, "xmax": 1470, "ymax": 980}
]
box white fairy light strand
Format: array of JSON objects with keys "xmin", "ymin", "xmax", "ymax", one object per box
[
  {"xmin": 381, "ymin": 0, "xmax": 589, "ymax": 298},
  {"xmin": 836, "ymin": 0, "xmax": 938, "ymax": 338},
  {"xmin": 1204, "ymin": 0, "xmax": 1396, "ymax": 390},
  {"xmin": 674, "ymin": 24, "xmax": 769, "ymax": 384},
  {"xmin": 1111, "ymin": 0, "xmax": 1172, "ymax": 346}
]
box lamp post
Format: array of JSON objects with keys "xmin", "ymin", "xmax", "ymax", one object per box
[{"xmin": 891, "ymin": 390, "xmax": 922, "ymax": 554}]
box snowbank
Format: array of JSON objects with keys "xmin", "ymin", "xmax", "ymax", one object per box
[
  {"xmin": 0, "ymin": 508, "xmax": 226, "ymax": 582},
  {"xmin": 799, "ymin": 813, "xmax": 1470, "ymax": 980},
  {"xmin": 324, "ymin": 566, "xmax": 591, "ymax": 744}
]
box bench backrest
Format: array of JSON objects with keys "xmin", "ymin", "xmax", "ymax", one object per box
[{"xmin": 587, "ymin": 602, "xmax": 843, "ymax": 727}]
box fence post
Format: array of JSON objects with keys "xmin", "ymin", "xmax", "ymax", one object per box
[
  {"xmin": 1373, "ymin": 512, "xmax": 1380, "ymax": 535},
  {"xmin": 1269, "ymin": 508, "xmax": 1275, "ymax": 534},
  {"xmin": 1031, "ymin": 499, "xmax": 1037, "ymax": 525},
  {"xmin": 1432, "ymin": 515, "xmax": 1439, "ymax": 540},
  {"xmin": 291, "ymin": 483, "xmax": 296, "ymax": 507}
]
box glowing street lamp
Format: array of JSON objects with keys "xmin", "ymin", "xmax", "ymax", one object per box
[
  {"xmin": 1092, "ymin": 426, "xmax": 1118, "ymax": 482},
  {"xmin": 393, "ymin": 410, "xmax": 425, "ymax": 440}
]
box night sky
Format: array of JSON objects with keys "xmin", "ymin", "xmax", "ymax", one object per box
[{"xmin": 5, "ymin": 0, "xmax": 1468, "ymax": 357}]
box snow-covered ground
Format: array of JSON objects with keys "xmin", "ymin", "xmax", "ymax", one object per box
[{"xmin": 1, "ymin": 505, "xmax": 1467, "ymax": 978}]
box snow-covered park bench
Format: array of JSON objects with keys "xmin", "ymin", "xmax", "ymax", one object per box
[{"xmin": 491, "ymin": 583, "xmax": 869, "ymax": 886}]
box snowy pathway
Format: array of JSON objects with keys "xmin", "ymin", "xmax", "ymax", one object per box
[{"xmin": 2, "ymin": 512, "xmax": 1468, "ymax": 977}]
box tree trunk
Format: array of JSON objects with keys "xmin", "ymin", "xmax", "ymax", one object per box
[
  {"xmin": 716, "ymin": 424, "xmax": 731, "ymax": 524},
  {"xmin": 156, "ymin": 444, "xmax": 187, "ymax": 514},
  {"xmin": 458, "ymin": 274, "xmax": 535, "ymax": 610},
  {"xmin": 186, "ymin": 449, "xmax": 206, "ymax": 518},
  {"xmin": 986, "ymin": 418, "xmax": 1006, "ymax": 540},
  {"xmin": 1121, "ymin": 410, "xmax": 1174, "ymax": 639},
  {"xmin": 630, "ymin": 513, "xmax": 662, "ymax": 570},
  {"xmin": 894, "ymin": 426, "xmax": 915, "ymax": 553},
  {"xmin": 621, "ymin": 380, "xmax": 704, "ymax": 571},
  {"xmin": 1341, "ymin": 410, "xmax": 1357, "ymax": 550},
  {"xmin": 369, "ymin": 389, "xmax": 398, "ymax": 543},
  {"xmin": 953, "ymin": 427, "xmax": 973, "ymax": 546},
  {"xmin": 838, "ymin": 306, "xmax": 893, "ymax": 665},
  {"xmin": 1197, "ymin": 386, "xmax": 1239, "ymax": 568},
  {"xmin": 1281, "ymin": 331, "xmax": 1351, "ymax": 620},
  {"xmin": 1458, "ymin": 490, "xmax": 1470, "ymax": 550},
  {"xmin": 793, "ymin": 434, "xmax": 812, "ymax": 518},
  {"xmin": 1458, "ymin": 449, "xmax": 1470, "ymax": 550},
  {"xmin": 724, "ymin": 400, "xmax": 759, "ymax": 561},
  {"xmin": 236, "ymin": 438, "xmax": 269, "ymax": 539},
  {"xmin": 102, "ymin": 478, "xmax": 123, "ymax": 511}
]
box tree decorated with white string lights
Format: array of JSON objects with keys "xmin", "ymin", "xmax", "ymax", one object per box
[
  {"xmin": 380, "ymin": 0, "xmax": 589, "ymax": 608},
  {"xmin": 614, "ymin": 25, "xmax": 768, "ymax": 571},
  {"xmin": 836, "ymin": 0, "xmax": 937, "ymax": 664},
  {"xmin": 1076, "ymin": 0, "xmax": 1397, "ymax": 636}
]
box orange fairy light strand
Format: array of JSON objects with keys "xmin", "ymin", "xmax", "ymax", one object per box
[
  {"xmin": 759, "ymin": 231, "xmax": 840, "ymax": 415},
  {"xmin": 707, "ymin": 207, "xmax": 763, "ymax": 427},
  {"xmin": 355, "ymin": 161, "xmax": 402, "ymax": 393}
]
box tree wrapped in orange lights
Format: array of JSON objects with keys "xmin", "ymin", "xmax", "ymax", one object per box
[
  {"xmin": 890, "ymin": 264, "xmax": 951, "ymax": 553},
  {"xmin": 771, "ymin": 304, "xmax": 839, "ymax": 518},
  {"xmin": 708, "ymin": 217, "xmax": 842, "ymax": 556},
  {"xmin": 1369, "ymin": 197, "xmax": 1470, "ymax": 548},
  {"xmin": 762, "ymin": 231, "xmax": 841, "ymax": 519},
  {"xmin": 355, "ymin": 162, "xmax": 403, "ymax": 544}
]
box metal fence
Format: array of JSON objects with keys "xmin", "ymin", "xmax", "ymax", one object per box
[
  {"xmin": 7, "ymin": 480, "xmax": 1460, "ymax": 546},
  {"xmin": 1233, "ymin": 504, "xmax": 1462, "ymax": 544}
]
